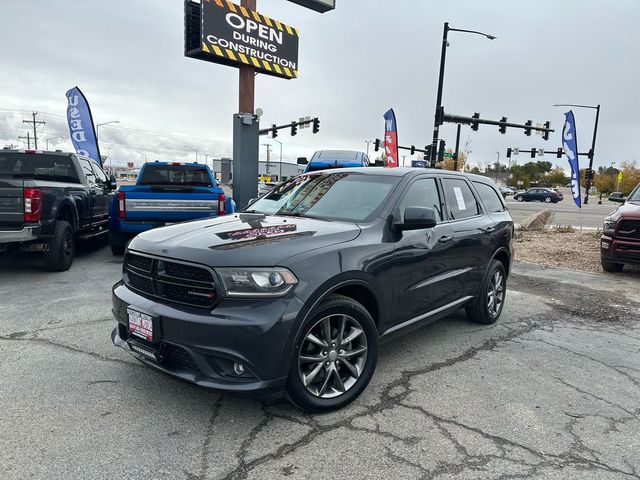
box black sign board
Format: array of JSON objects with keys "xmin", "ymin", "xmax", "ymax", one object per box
[
  {"xmin": 185, "ymin": 0, "xmax": 299, "ymax": 80},
  {"xmin": 287, "ymin": 0, "xmax": 335, "ymax": 13}
]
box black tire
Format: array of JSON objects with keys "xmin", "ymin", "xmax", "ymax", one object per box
[
  {"xmin": 601, "ymin": 258, "xmax": 624, "ymax": 273},
  {"xmin": 515, "ymin": 196, "xmax": 524, "ymax": 202},
  {"xmin": 43, "ymin": 220, "xmax": 75, "ymax": 271},
  {"xmin": 109, "ymin": 232, "xmax": 128, "ymax": 256},
  {"xmin": 466, "ymin": 259, "xmax": 507, "ymax": 325},
  {"xmin": 286, "ymin": 294, "xmax": 378, "ymax": 413}
]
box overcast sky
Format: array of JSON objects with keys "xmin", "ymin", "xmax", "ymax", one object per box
[{"xmin": 1, "ymin": 0, "xmax": 638, "ymax": 171}]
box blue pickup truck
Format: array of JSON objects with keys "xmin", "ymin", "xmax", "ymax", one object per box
[
  {"xmin": 303, "ymin": 150, "xmax": 371, "ymax": 172},
  {"xmin": 108, "ymin": 162, "xmax": 233, "ymax": 254}
]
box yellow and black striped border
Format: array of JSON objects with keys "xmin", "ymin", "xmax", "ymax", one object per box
[{"xmin": 202, "ymin": 0, "xmax": 299, "ymax": 79}]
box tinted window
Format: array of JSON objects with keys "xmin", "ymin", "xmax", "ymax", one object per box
[
  {"xmin": 398, "ymin": 178, "xmax": 442, "ymax": 222},
  {"xmin": 473, "ymin": 182, "xmax": 505, "ymax": 213},
  {"xmin": 249, "ymin": 173, "xmax": 399, "ymax": 222},
  {"xmin": 0, "ymin": 152, "xmax": 79, "ymax": 183},
  {"xmin": 79, "ymin": 159, "xmax": 96, "ymax": 183},
  {"xmin": 91, "ymin": 162, "xmax": 108, "ymax": 185},
  {"xmin": 442, "ymin": 178, "xmax": 480, "ymax": 220},
  {"xmin": 139, "ymin": 165, "xmax": 212, "ymax": 186}
]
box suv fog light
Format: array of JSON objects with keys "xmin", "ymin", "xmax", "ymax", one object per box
[
  {"xmin": 233, "ymin": 362, "xmax": 246, "ymax": 375},
  {"xmin": 601, "ymin": 241, "xmax": 609, "ymax": 249}
]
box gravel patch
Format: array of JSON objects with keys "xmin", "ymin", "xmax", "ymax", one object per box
[{"xmin": 514, "ymin": 230, "xmax": 640, "ymax": 276}]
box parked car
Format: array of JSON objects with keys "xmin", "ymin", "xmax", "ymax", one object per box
[
  {"xmin": 608, "ymin": 192, "xmax": 625, "ymax": 202},
  {"xmin": 499, "ymin": 186, "xmax": 513, "ymax": 198},
  {"xmin": 513, "ymin": 187, "xmax": 563, "ymax": 203},
  {"xmin": 601, "ymin": 183, "xmax": 640, "ymax": 272},
  {"xmin": 0, "ymin": 149, "xmax": 115, "ymax": 270},
  {"xmin": 258, "ymin": 181, "xmax": 278, "ymax": 197},
  {"xmin": 108, "ymin": 162, "xmax": 234, "ymax": 255},
  {"xmin": 301, "ymin": 150, "xmax": 371, "ymax": 173},
  {"xmin": 110, "ymin": 168, "xmax": 514, "ymax": 412}
]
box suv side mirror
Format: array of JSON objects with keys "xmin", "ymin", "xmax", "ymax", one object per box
[
  {"xmin": 297, "ymin": 157, "xmax": 308, "ymax": 165},
  {"xmin": 108, "ymin": 174, "xmax": 117, "ymax": 190},
  {"xmin": 395, "ymin": 206, "xmax": 438, "ymax": 231}
]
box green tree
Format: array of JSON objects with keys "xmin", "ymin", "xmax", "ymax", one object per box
[{"xmin": 544, "ymin": 167, "xmax": 569, "ymax": 186}]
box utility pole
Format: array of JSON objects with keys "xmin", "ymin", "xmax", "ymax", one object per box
[
  {"xmin": 22, "ymin": 112, "xmax": 45, "ymax": 149},
  {"xmin": 18, "ymin": 132, "xmax": 31, "ymax": 149}
]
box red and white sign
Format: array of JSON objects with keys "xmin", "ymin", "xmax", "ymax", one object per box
[{"xmin": 128, "ymin": 308, "xmax": 154, "ymax": 342}]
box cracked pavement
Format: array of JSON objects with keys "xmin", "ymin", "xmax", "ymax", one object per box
[{"xmin": 1, "ymin": 245, "xmax": 639, "ymax": 479}]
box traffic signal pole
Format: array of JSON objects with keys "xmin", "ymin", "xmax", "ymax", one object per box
[
  {"xmin": 453, "ymin": 124, "xmax": 461, "ymax": 171},
  {"xmin": 430, "ymin": 22, "xmax": 449, "ymax": 168}
]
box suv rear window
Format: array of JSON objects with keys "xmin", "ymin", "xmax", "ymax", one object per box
[
  {"xmin": 0, "ymin": 152, "xmax": 80, "ymax": 183},
  {"xmin": 442, "ymin": 178, "xmax": 480, "ymax": 220},
  {"xmin": 139, "ymin": 165, "xmax": 212, "ymax": 186},
  {"xmin": 473, "ymin": 182, "xmax": 505, "ymax": 213}
]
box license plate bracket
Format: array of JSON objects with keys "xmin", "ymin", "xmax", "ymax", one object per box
[{"xmin": 127, "ymin": 308, "xmax": 157, "ymax": 343}]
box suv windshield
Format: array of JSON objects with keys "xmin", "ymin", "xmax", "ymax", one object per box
[
  {"xmin": 248, "ymin": 172, "xmax": 399, "ymax": 222},
  {"xmin": 628, "ymin": 185, "xmax": 640, "ymax": 202},
  {"xmin": 139, "ymin": 165, "xmax": 212, "ymax": 186},
  {"xmin": 0, "ymin": 152, "xmax": 80, "ymax": 183}
]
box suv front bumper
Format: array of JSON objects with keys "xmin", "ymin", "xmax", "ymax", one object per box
[{"xmin": 111, "ymin": 281, "xmax": 305, "ymax": 395}]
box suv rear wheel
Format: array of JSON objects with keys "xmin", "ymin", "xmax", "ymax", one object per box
[
  {"xmin": 286, "ymin": 294, "xmax": 378, "ymax": 412},
  {"xmin": 43, "ymin": 220, "xmax": 74, "ymax": 271},
  {"xmin": 466, "ymin": 260, "xmax": 506, "ymax": 324}
]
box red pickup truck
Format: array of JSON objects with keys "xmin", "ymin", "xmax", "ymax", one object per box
[{"xmin": 601, "ymin": 183, "xmax": 640, "ymax": 272}]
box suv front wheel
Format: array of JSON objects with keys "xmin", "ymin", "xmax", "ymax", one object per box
[
  {"xmin": 466, "ymin": 260, "xmax": 506, "ymax": 324},
  {"xmin": 286, "ymin": 294, "xmax": 378, "ymax": 412}
]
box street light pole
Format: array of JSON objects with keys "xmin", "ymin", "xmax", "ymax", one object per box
[
  {"xmin": 495, "ymin": 152, "xmax": 500, "ymax": 183},
  {"xmin": 365, "ymin": 140, "xmax": 372, "ymax": 158},
  {"xmin": 271, "ymin": 138, "xmax": 283, "ymax": 180},
  {"xmin": 431, "ymin": 23, "xmax": 496, "ymax": 168},
  {"xmin": 184, "ymin": 145, "xmax": 199, "ymax": 163},
  {"xmin": 96, "ymin": 120, "xmax": 120, "ymax": 147},
  {"xmin": 553, "ymin": 103, "xmax": 601, "ymax": 205}
]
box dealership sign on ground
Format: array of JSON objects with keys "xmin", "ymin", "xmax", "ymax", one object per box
[{"xmin": 185, "ymin": 0, "xmax": 299, "ymax": 79}]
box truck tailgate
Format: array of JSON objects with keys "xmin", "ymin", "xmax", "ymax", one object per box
[
  {"xmin": 0, "ymin": 178, "xmax": 24, "ymax": 226},
  {"xmin": 123, "ymin": 187, "xmax": 221, "ymax": 223}
]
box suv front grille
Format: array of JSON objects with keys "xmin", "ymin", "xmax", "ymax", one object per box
[
  {"xmin": 618, "ymin": 220, "xmax": 640, "ymax": 241},
  {"xmin": 124, "ymin": 252, "xmax": 217, "ymax": 308}
]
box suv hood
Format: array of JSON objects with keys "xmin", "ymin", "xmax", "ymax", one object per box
[{"xmin": 128, "ymin": 213, "xmax": 361, "ymax": 267}]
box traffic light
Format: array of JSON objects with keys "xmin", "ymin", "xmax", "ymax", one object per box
[
  {"xmin": 524, "ymin": 120, "xmax": 532, "ymax": 136},
  {"xmin": 506, "ymin": 148, "xmax": 512, "ymax": 159},
  {"xmin": 542, "ymin": 121, "xmax": 551, "ymax": 141},
  {"xmin": 438, "ymin": 139, "xmax": 446, "ymax": 162},
  {"xmin": 374, "ymin": 138, "xmax": 380, "ymax": 151},
  {"xmin": 312, "ymin": 118, "xmax": 320, "ymax": 134},
  {"xmin": 499, "ymin": 117, "xmax": 507, "ymax": 135},
  {"xmin": 410, "ymin": 145, "xmax": 416, "ymax": 155},
  {"xmin": 530, "ymin": 148, "xmax": 536, "ymax": 158},
  {"xmin": 272, "ymin": 124, "xmax": 278, "ymax": 139},
  {"xmin": 585, "ymin": 168, "xmax": 595, "ymax": 180},
  {"xmin": 435, "ymin": 106, "xmax": 445, "ymax": 126},
  {"xmin": 471, "ymin": 112, "xmax": 480, "ymax": 131},
  {"xmin": 556, "ymin": 147, "xmax": 563, "ymax": 158},
  {"xmin": 291, "ymin": 121, "xmax": 297, "ymax": 136}
]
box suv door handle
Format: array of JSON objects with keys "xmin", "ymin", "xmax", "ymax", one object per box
[
  {"xmin": 438, "ymin": 235, "xmax": 453, "ymax": 243},
  {"xmin": 483, "ymin": 226, "xmax": 496, "ymax": 233}
]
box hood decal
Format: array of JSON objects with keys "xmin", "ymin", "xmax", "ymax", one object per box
[
  {"xmin": 216, "ymin": 223, "xmax": 298, "ymax": 241},
  {"xmin": 211, "ymin": 231, "xmax": 315, "ymax": 250}
]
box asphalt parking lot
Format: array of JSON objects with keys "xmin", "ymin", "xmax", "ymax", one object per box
[
  {"xmin": 1, "ymin": 243, "xmax": 640, "ymax": 479},
  {"xmin": 505, "ymin": 193, "xmax": 617, "ymax": 229}
]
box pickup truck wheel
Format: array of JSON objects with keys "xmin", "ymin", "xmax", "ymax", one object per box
[
  {"xmin": 109, "ymin": 232, "xmax": 128, "ymax": 255},
  {"xmin": 466, "ymin": 260, "xmax": 506, "ymax": 325},
  {"xmin": 601, "ymin": 258, "xmax": 624, "ymax": 273},
  {"xmin": 286, "ymin": 294, "xmax": 378, "ymax": 413},
  {"xmin": 43, "ymin": 220, "xmax": 74, "ymax": 271}
]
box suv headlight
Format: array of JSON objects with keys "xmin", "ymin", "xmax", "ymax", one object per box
[
  {"xmin": 216, "ymin": 267, "xmax": 298, "ymax": 297},
  {"xmin": 603, "ymin": 219, "xmax": 617, "ymax": 235}
]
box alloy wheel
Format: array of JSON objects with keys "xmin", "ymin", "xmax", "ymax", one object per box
[
  {"xmin": 298, "ymin": 314, "xmax": 368, "ymax": 399},
  {"xmin": 487, "ymin": 270, "xmax": 505, "ymax": 317}
]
